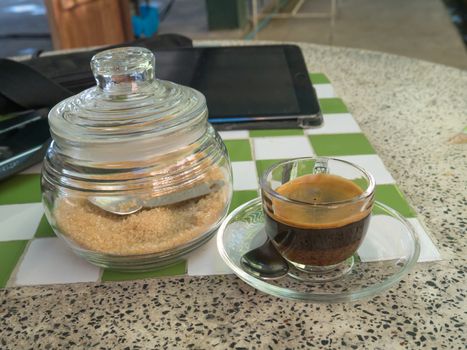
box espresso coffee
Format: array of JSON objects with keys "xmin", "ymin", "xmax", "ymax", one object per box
[{"xmin": 264, "ymin": 173, "xmax": 371, "ymax": 266}]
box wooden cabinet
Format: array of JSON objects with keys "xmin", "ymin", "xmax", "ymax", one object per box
[{"xmin": 44, "ymin": 0, "xmax": 133, "ymax": 49}]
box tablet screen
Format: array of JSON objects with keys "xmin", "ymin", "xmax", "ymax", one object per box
[
  {"xmin": 155, "ymin": 46, "xmax": 311, "ymax": 118},
  {"xmin": 0, "ymin": 117, "xmax": 49, "ymax": 162}
]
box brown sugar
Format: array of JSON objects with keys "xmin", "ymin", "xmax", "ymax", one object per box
[{"xmin": 54, "ymin": 187, "xmax": 228, "ymax": 256}]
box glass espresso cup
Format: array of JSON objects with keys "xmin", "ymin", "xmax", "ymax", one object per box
[{"xmin": 260, "ymin": 157, "xmax": 375, "ymax": 281}]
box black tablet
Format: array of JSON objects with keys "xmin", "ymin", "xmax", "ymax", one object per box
[
  {"xmin": 155, "ymin": 45, "xmax": 322, "ymax": 128},
  {"xmin": 0, "ymin": 110, "xmax": 50, "ymax": 181},
  {"xmin": 20, "ymin": 44, "xmax": 321, "ymax": 128}
]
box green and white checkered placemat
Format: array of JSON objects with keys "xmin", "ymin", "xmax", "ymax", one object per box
[{"xmin": 0, "ymin": 73, "xmax": 440, "ymax": 288}]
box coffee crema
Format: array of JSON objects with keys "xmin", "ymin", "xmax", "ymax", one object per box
[{"xmin": 263, "ymin": 173, "xmax": 372, "ymax": 266}]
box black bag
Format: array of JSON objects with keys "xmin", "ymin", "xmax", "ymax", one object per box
[{"xmin": 0, "ymin": 34, "xmax": 193, "ymax": 114}]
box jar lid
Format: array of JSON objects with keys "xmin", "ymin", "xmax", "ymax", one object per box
[{"xmin": 48, "ymin": 47, "xmax": 207, "ymax": 161}]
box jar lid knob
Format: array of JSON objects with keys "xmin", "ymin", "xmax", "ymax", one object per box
[{"xmin": 91, "ymin": 47, "xmax": 155, "ymax": 94}]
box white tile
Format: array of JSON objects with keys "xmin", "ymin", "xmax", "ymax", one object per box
[
  {"xmin": 14, "ymin": 237, "xmax": 100, "ymax": 286},
  {"xmin": 253, "ymin": 136, "xmax": 314, "ymax": 160},
  {"xmin": 314, "ymin": 84, "xmax": 335, "ymax": 98},
  {"xmin": 358, "ymin": 215, "xmax": 441, "ymax": 263},
  {"xmin": 20, "ymin": 162, "xmax": 43, "ymax": 174},
  {"xmin": 232, "ymin": 161, "xmax": 259, "ymax": 190},
  {"xmin": 358, "ymin": 215, "xmax": 416, "ymax": 262},
  {"xmin": 335, "ymin": 155, "xmax": 395, "ymax": 184},
  {"xmin": 187, "ymin": 234, "xmax": 232, "ymax": 276},
  {"xmin": 305, "ymin": 113, "xmax": 361, "ymax": 135},
  {"xmin": 218, "ymin": 130, "xmax": 250, "ymax": 140},
  {"xmin": 407, "ymin": 218, "xmax": 442, "ymax": 262},
  {"xmin": 0, "ymin": 203, "xmax": 43, "ymax": 241}
]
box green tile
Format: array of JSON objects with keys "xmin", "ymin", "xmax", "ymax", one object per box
[
  {"xmin": 0, "ymin": 114, "xmax": 16, "ymax": 122},
  {"xmin": 309, "ymin": 133, "xmax": 375, "ymax": 156},
  {"xmin": 375, "ymin": 184, "xmax": 416, "ymax": 218},
  {"xmin": 229, "ymin": 190, "xmax": 258, "ymax": 213},
  {"xmin": 0, "ymin": 240, "xmax": 28, "ymax": 288},
  {"xmin": 101, "ymin": 259, "xmax": 187, "ymax": 282},
  {"xmin": 0, "ymin": 174, "xmax": 41, "ymax": 205},
  {"xmin": 309, "ymin": 73, "xmax": 330, "ymax": 84},
  {"xmin": 224, "ymin": 139, "xmax": 252, "ymax": 162},
  {"xmin": 249, "ymin": 129, "xmax": 304, "ymax": 137},
  {"xmin": 255, "ymin": 159, "xmax": 285, "ymax": 178},
  {"xmin": 351, "ymin": 178, "xmax": 369, "ymax": 192},
  {"xmin": 34, "ymin": 215, "xmax": 56, "ymax": 238},
  {"xmin": 371, "ymin": 205, "xmax": 387, "ymax": 216},
  {"xmin": 318, "ymin": 98, "xmax": 348, "ymax": 114}
]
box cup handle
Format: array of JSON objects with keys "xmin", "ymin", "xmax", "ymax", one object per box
[{"xmin": 312, "ymin": 158, "xmax": 329, "ymax": 174}]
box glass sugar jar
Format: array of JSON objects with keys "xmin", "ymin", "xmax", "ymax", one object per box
[{"xmin": 41, "ymin": 47, "xmax": 232, "ymax": 271}]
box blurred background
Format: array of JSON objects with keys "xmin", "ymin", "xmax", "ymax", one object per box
[{"xmin": 0, "ymin": 0, "xmax": 466, "ymax": 69}]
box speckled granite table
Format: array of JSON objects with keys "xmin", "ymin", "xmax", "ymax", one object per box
[{"xmin": 1, "ymin": 41, "xmax": 466, "ymax": 349}]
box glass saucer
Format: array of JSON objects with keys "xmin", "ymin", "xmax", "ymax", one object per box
[{"xmin": 217, "ymin": 198, "xmax": 420, "ymax": 302}]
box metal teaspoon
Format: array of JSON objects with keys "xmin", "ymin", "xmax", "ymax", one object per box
[{"xmin": 240, "ymin": 239, "xmax": 289, "ymax": 280}]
